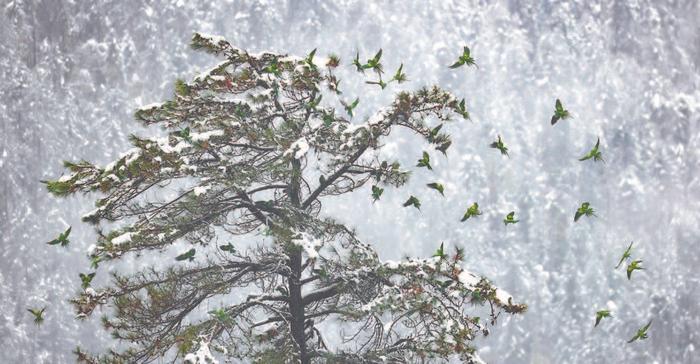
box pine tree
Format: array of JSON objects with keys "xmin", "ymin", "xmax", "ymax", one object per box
[{"xmin": 46, "ymin": 33, "xmax": 525, "ymax": 363}]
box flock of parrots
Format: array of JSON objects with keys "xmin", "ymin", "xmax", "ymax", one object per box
[
  {"xmin": 31, "ymin": 45, "xmax": 652, "ymax": 348},
  {"xmin": 377, "ymin": 46, "xmax": 651, "ymax": 344}
]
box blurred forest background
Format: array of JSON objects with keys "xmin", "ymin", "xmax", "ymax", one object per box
[{"xmin": 1, "ymin": 0, "xmax": 698, "ymax": 363}]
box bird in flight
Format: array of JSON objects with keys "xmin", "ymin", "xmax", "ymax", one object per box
[
  {"xmin": 449, "ymin": 46, "xmax": 477, "ymax": 69},
  {"xmin": 579, "ymin": 137, "xmax": 604, "ymax": 163},
  {"xmin": 403, "ymin": 196, "xmax": 421, "ymax": 210},
  {"xmin": 627, "ymin": 320, "xmax": 652, "ymax": 343},
  {"xmin": 416, "ymin": 151, "xmax": 433, "ymax": 170},
  {"xmin": 47, "ymin": 226, "xmax": 72, "ymax": 247},
  {"xmin": 615, "ymin": 242, "xmax": 634, "ymax": 269},
  {"xmin": 594, "ymin": 309, "xmax": 612, "ymax": 327},
  {"xmin": 27, "ymin": 307, "xmax": 46, "ymax": 326},
  {"xmin": 461, "ymin": 202, "xmax": 482, "ymax": 222},
  {"xmin": 426, "ymin": 182, "xmax": 445, "ymax": 196},
  {"xmin": 503, "ymin": 211, "xmax": 519, "ymax": 225},
  {"xmin": 574, "ymin": 202, "xmax": 596, "ymax": 222},
  {"xmin": 175, "ymin": 248, "xmax": 196, "ymax": 262},
  {"xmin": 490, "ymin": 135, "xmax": 509, "ymax": 157},
  {"xmin": 550, "ymin": 99, "xmax": 571, "ymax": 125},
  {"xmin": 626, "ymin": 259, "xmax": 644, "ymax": 280}
]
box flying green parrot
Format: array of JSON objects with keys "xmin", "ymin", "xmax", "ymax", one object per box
[
  {"xmin": 306, "ymin": 94, "xmax": 323, "ymax": 110},
  {"xmin": 503, "ymin": 211, "xmax": 519, "ymax": 225},
  {"xmin": 209, "ymin": 308, "xmax": 231, "ymax": 323},
  {"xmin": 626, "ymin": 259, "xmax": 644, "ymax": 280},
  {"xmin": 574, "ymin": 202, "xmax": 596, "ymax": 222},
  {"xmin": 490, "ymin": 135, "xmax": 509, "ymax": 157},
  {"xmin": 436, "ymin": 140, "xmax": 452, "ymax": 156},
  {"xmin": 403, "ymin": 196, "xmax": 421, "ymax": 210},
  {"xmin": 456, "ymin": 99, "xmax": 470, "ymax": 119},
  {"xmin": 220, "ymin": 243, "xmax": 235, "ymax": 253},
  {"xmin": 427, "ymin": 182, "xmax": 445, "ymax": 196},
  {"xmin": 47, "ymin": 226, "xmax": 72, "ymax": 247},
  {"xmin": 262, "ymin": 58, "xmax": 281, "ymax": 76},
  {"xmin": 392, "ymin": 63, "xmax": 407, "ymax": 83},
  {"xmin": 416, "ymin": 151, "xmax": 433, "ymax": 170},
  {"xmin": 178, "ymin": 127, "xmax": 192, "ymax": 142},
  {"xmin": 461, "ymin": 202, "xmax": 482, "ymax": 222},
  {"xmin": 594, "ymin": 309, "xmax": 612, "ymax": 327},
  {"xmin": 341, "ymin": 97, "xmax": 359, "ymax": 118},
  {"xmin": 579, "ymin": 137, "xmax": 604, "ymax": 163},
  {"xmin": 90, "ymin": 255, "xmax": 102, "ymax": 270},
  {"xmin": 175, "ymin": 248, "xmax": 196, "ymax": 262},
  {"xmin": 27, "ymin": 307, "xmax": 46, "ymax": 326},
  {"xmin": 304, "ymin": 48, "xmax": 317, "ymax": 70},
  {"xmin": 627, "ymin": 320, "xmax": 652, "ymax": 343},
  {"xmin": 427, "ymin": 124, "xmax": 443, "ymax": 143},
  {"xmin": 550, "ymin": 99, "xmax": 571, "ymax": 125},
  {"xmin": 615, "ymin": 242, "xmax": 634, "ymax": 269},
  {"xmin": 365, "ymin": 79, "xmax": 388, "ymax": 89},
  {"xmin": 352, "ymin": 51, "xmax": 363, "ymax": 72},
  {"xmin": 449, "ymin": 46, "xmax": 477, "ymax": 69},
  {"xmin": 433, "ymin": 242, "xmax": 446, "ymax": 259},
  {"xmin": 79, "ymin": 272, "xmax": 95, "ymax": 289},
  {"xmin": 371, "ymin": 185, "xmax": 384, "ymax": 202},
  {"xmin": 363, "ymin": 49, "xmax": 384, "ymax": 74}
]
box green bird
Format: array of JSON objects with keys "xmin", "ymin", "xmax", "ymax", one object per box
[
  {"xmin": 432, "ymin": 242, "xmax": 446, "ymax": 259},
  {"xmin": 47, "ymin": 226, "xmax": 72, "ymax": 247},
  {"xmin": 304, "ymin": 48, "xmax": 317, "ymax": 70},
  {"xmin": 391, "ymin": 63, "xmax": 407, "ymax": 83},
  {"xmin": 363, "ymin": 49, "xmax": 383, "ymax": 74},
  {"xmin": 27, "ymin": 307, "xmax": 46, "ymax": 325},
  {"xmin": 436, "ymin": 140, "xmax": 452, "ymax": 156},
  {"xmin": 352, "ymin": 51, "xmax": 363, "ymax": 72},
  {"xmin": 574, "ymin": 202, "xmax": 596, "ymax": 222},
  {"xmin": 79, "ymin": 272, "xmax": 95, "ymax": 289},
  {"xmin": 416, "ymin": 151, "xmax": 432, "ymax": 170},
  {"xmin": 503, "ymin": 211, "xmax": 519, "ymax": 225},
  {"xmin": 449, "ymin": 46, "xmax": 477, "ymax": 69},
  {"xmin": 627, "ymin": 320, "xmax": 652, "ymax": 343},
  {"xmin": 490, "ymin": 135, "xmax": 509, "ymax": 157},
  {"xmin": 178, "ymin": 127, "xmax": 192, "ymax": 142},
  {"xmin": 365, "ymin": 79, "xmax": 388, "ymax": 89},
  {"xmin": 456, "ymin": 98, "xmax": 470, "ymax": 119},
  {"xmin": 461, "ymin": 202, "xmax": 482, "ymax": 222},
  {"xmin": 220, "ymin": 243, "xmax": 235, "ymax": 253},
  {"xmin": 341, "ymin": 97, "xmax": 359, "ymax": 118},
  {"xmin": 427, "ymin": 124, "xmax": 443, "ymax": 143},
  {"xmin": 175, "ymin": 248, "xmax": 196, "ymax": 262},
  {"xmin": 371, "ymin": 185, "xmax": 384, "ymax": 202},
  {"xmin": 615, "ymin": 242, "xmax": 634, "ymax": 269},
  {"xmin": 306, "ymin": 94, "xmax": 323, "ymax": 110},
  {"xmin": 322, "ymin": 110, "xmax": 335, "ymax": 127},
  {"xmin": 262, "ymin": 58, "xmax": 281, "ymax": 76},
  {"xmin": 403, "ymin": 195, "xmax": 421, "ymax": 210},
  {"xmin": 427, "ymin": 182, "xmax": 445, "ymax": 196},
  {"xmin": 594, "ymin": 309, "xmax": 612, "ymax": 327},
  {"xmin": 579, "ymin": 137, "xmax": 604, "ymax": 163},
  {"xmin": 90, "ymin": 255, "xmax": 102, "ymax": 270},
  {"xmin": 626, "ymin": 259, "xmax": 644, "ymax": 280},
  {"xmin": 550, "ymin": 99, "xmax": 571, "ymax": 125},
  {"xmin": 209, "ymin": 308, "xmax": 230, "ymax": 323}
]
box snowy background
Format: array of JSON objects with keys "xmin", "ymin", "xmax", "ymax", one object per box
[{"xmin": 1, "ymin": 0, "xmax": 699, "ymax": 363}]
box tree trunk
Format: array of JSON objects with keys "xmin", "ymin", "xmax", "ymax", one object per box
[{"xmin": 287, "ymin": 158, "xmax": 309, "ymax": 363}]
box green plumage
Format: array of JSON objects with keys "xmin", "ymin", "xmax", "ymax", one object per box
[
  {"xmin": 47, "ymin": 226, "xmax": 72, "ymax": 247},
  {"xmin": 461, "ymin": 202, "xmax": 482, "ymax": 222},
  {"xmin": 449, "ymin": 46, "xmax": 477, "ymax": 69}
]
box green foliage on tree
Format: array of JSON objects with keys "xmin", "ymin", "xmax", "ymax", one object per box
[{"xmin": 45, "ymin": 32, "xmax": 525, "ymax": 363}]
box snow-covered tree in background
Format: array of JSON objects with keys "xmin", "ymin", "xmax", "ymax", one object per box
[{"xmin": 44, "ymin": 33, "xmax": 525, "ymax": 363}]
